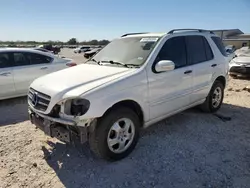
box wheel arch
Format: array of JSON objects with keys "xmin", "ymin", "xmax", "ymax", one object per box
[
  {"xmin": 214, "ymin": 75, "xmax": 226, "ymax": 88},
  {"xmin": 102, "ymin": 100, "xmax": 144, "ymax": 127}
]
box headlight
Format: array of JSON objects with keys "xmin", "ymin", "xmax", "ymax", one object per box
[{"xmin": 70, "ymin": 98, "xmax": 90, "ymax": 116}]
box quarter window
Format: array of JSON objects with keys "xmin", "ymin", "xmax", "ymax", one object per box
[
  {"xmin": 203, "ymin": 37, "xmax": 214, "ymax": 61},
  {"xmin": 211, "ymin": 36, "xmax": 227, "ymax": 56},
  {"xmin": 156, "ymin": 36, "xmax": 187, "ymax": 69}
]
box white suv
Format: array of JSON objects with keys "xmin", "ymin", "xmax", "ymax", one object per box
[{"xmin": 28, "ymin": 29, "xmax": 228, "ymax": 161}]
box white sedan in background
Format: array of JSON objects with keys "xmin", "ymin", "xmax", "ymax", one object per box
[
  {"xmin": 0, "ymin": 48, "xmax": 77, "ymax": 100},
  {"xmin": 229, "ymin": 53, "xmax": 250, "ymax": 77},
  {"xmin": 73, "ymin": 46, "xmax": 91, "ymax": 53}
]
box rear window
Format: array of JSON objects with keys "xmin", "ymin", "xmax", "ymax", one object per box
[{"xmin": 211, "ymin": 37, "xmax": 227, "ymax": 56}]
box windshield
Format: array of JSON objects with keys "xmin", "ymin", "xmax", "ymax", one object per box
[{"xmin": 87, "ymin": 37, "xmax": 160, "ymax": 67}]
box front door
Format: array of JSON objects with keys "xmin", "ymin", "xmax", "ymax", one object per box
[{"xmin": 147, "ymin": 36, "xmax": 193, "ymax": 120}]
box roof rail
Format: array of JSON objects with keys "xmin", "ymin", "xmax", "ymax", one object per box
[
  {"xmin": 121, "ymin": 32, "xmax": 149, "ymax": 37},
  {"xmin": 167, "ymin": 29, "xmax": 214, "ymax": 34}
]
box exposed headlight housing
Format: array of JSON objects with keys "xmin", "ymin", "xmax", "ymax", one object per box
[
  {"xmin": 63, "ymin": 98, "xmax": 90, "ymax": 116},
  {"xmin": 71, "ymin": 98, "xmax": 90, "ymax": 116}
]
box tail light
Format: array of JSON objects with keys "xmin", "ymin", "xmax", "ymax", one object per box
[{"xmin": 66, "ymin": 62, "xmax": 77, "ymax": 67}]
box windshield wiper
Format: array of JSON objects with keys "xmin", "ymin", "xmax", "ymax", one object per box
[
  {"xmin": 100, "ymin": 60, "xmax": 127, "ymax": 67},
  {"xmin": 86, "ymin": 58, "xmax": 101, "ymax": 65},
  {"xmin": 99, "ymin": 60, "xmax": 140, "ymax": 68}
]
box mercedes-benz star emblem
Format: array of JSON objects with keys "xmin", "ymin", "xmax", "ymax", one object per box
[{"xmin": 32, "ymin": 92, "xmax": 38, "ymax": 106}]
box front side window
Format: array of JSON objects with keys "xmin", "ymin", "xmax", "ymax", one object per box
[
  {"xmin": 155, "ymin": 36, "xmax": 187, "ymax": 69},
  {"xmin": 0, "ymin": 53, "xmax": 11, "ymax": 68},
  {"xmin": 88, "ymin": 37, "xmax": 160, "ymax": 67}
]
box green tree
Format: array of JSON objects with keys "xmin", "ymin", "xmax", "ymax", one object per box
[{"xmin": 67, "ymin": 38, "xmax": 77, "ymax": 45}]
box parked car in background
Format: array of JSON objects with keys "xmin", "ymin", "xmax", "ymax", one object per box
[
  {"xmin": 38, "ymin": 44, "xmax": 61, "ymax": 54},
  {"xmin": 225, "ymin": 45, "xmax": 237, "ymax": 62},
  {"xmin": 225, "ymin": 45, "xmax": 236, "ymax": 54},
  {"xmin": 235, "ymin": 46, "xmax": 250, "ymax": 57},
  {"xmin": 28, "ymin": 29, "xmax": 228, "ymax": 161},
  {"xmin": 0, "ymin": 48, "xmax": 76, "ymax": 100},
  {"xmin": 84, "ymin": 48, "xmax": 102, "ymax": 58},
  {"xmin": 229, "ymin": 53, "xmax": 250, "ymax": 77},
  {"xmin": 34, "ymin": 48, "xmax": 53, "ymax": 54},
  {"xmin": 74, "ymin": 46, "xmax": 91, "ymax": 53}
]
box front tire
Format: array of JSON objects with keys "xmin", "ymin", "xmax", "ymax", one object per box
[
  {"xmin": 89, "ymin": 107, "xmax": 140, "ymax": 161},
  {"xmin": 200, "ymin": 81, "xmax": 224, "ymax": 113}
]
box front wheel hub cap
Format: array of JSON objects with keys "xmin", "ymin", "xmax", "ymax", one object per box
[{"xmin": 107, "ymin": 118, "xmax": 135, "ymax": 154}]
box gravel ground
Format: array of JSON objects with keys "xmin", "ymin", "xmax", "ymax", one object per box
[{"xmin": 1, "ymin": 76, "xmax": 250, "ymax": 188}]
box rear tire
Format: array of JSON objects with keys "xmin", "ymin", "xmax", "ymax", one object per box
[
  {"xmin": 89, "ymin": 107, "xmax": 140, "ymax": 161},
  {"xmin": 200, "ymin": 81, "xmax": 224, "ymax": 113}
]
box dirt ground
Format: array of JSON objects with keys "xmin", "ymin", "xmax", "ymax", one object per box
[{"xmin": 1, "ymin": 70, "xmax": 250, "ymax": 187}]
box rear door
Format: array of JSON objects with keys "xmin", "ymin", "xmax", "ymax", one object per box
[
  {"xmin": 185, "ymin": 35, "xmax": 214, "ymax": 103},
  {"xmin": 12, "ymin": 52, "xmax": 53, "ymax": 95},
  {"xmin": 0, "ymin": 52, "xmax": 15, "ymax": 99},
  {"xmin": 147, "ymin": 36, "xmax": 193, "ymax": 120}
]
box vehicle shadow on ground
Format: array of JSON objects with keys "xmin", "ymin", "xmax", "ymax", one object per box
[
  {"xmin": 0, "ymin": 97, "xmax": 28, "ymax": 126},
  {"xmin": 41, "ymin": 103, "xmax": 250, "ymax": 188}
]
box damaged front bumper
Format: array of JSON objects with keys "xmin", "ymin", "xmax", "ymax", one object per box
[{"xmin": 28, "ymin": 107, "xmax": 96, "ymax": 144}]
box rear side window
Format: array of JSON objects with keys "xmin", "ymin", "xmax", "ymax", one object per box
[
  {"xmin": 156, "ymin": 36, "xmax": 187, "ymax": 69},
  {"xmin": 211, "ymin": 36, "xmax": 227, "ymax": 56},
  {"xmin": 185, "ymin": 36, "xmax": 207, "ymax": 65},
  {"xmin": 0, "ymin": 53, "xmax": 11, "ymax": 68},
  {"xmin": 13, "ymin": 52, "xmax": 30, "ymax": 66},
  {"xmin": 203, "ymin": 37, "xmax": 214, "ymax": 61},
  {"xmin": 26, "ymin": 53, "xmax": 52, "ymax": 64}
]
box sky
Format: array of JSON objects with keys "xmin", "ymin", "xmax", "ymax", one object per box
[{"xmin": 0, "ymin": 0, "xmax": 249, "ymax": 42}]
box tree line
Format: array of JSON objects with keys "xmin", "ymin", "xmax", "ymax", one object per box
[{"xmin": 0, "ymin": 38, "xmax": 110, "ymax": 46}]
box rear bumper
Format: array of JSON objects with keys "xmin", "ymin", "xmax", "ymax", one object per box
[{"xmin": 28, "ymin": 107, "xmax": 91, "ymax": 144}]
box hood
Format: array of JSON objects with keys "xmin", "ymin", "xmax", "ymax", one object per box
[
  {"xmin": 233, "ymin": 56, "xmax": 250, "ymax": 65},
  {"xmin": 30, "ymin": 64, "xmax": 135, "ymax": 99}
]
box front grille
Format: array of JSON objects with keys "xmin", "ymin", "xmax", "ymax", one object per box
[{"xmin": 28, "ymin": 88, "xmax": 51, "ymax": 112}]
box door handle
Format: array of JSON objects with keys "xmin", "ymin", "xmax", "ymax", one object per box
[
  {"xmin": 184, "ymin": 70, "xmax": 192, "ymax": 74},
  {"xmin": 211, "ymin": 64, "xmax": 217, "ymax": 67},
  {"xmin": 40, "ymin": 67, "xmax": 48, "ymax": 70},
  {"xmin": 0, "ymin": 72, "xmax": 11, "ymax": 76}
]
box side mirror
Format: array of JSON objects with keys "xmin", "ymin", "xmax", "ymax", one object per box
[{"xmin": 155, "ymin": 60, "xmax": 175, "ymax": 73}]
